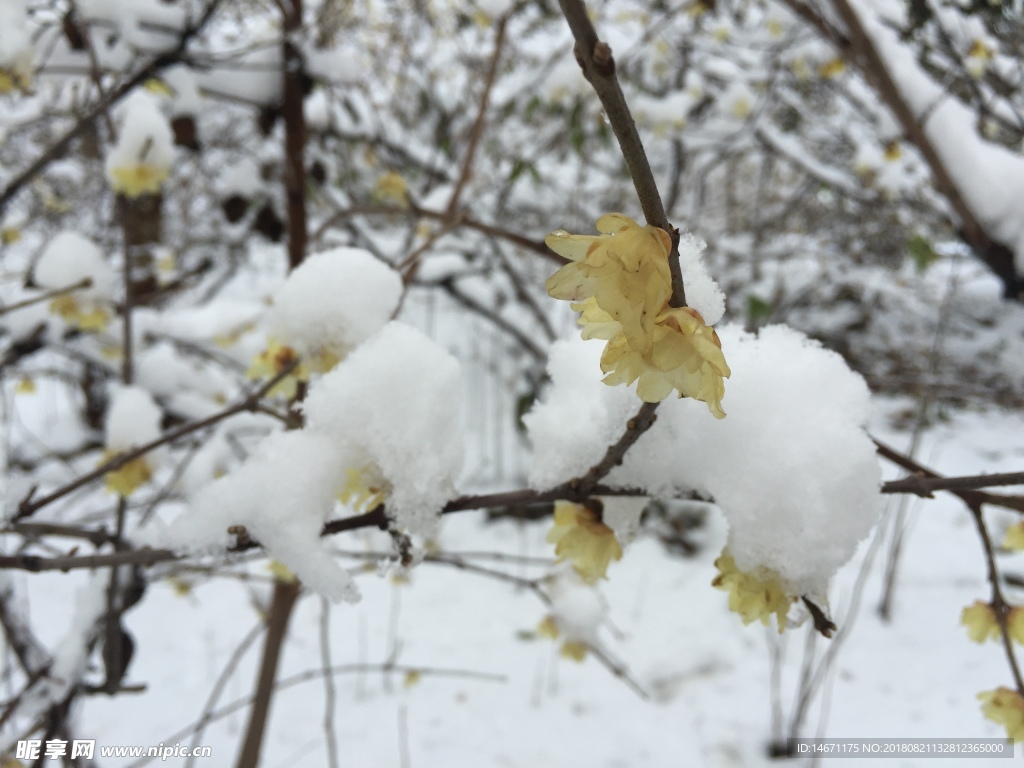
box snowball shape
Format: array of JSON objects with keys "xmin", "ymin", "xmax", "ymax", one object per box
[
  {"xmin": 161, "ymin": 430, "xmax": 359, "ymax": 603},
  {"xmin": 303, "ymin": 321, "xmax": 463, "ymax": 535},
  {"xmin": 105, "ymin": 92, "xmax": 174, "ymax": 197},
  {"xmin": 34, "ymin": 231, "xmax": 116, "ymax": 300},
  {"xmin": 267, "ymin": 247, "xmax": 403, "ymax": 363}
]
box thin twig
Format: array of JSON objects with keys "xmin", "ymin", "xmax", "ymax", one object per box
[
  {"xmin": 556, "ymin": 0, "xmax": 686, "ymax": 306},
  {"xmin": 15, "ymin": 359, "xmax": 300, "ymax": 520},
  {"xmin": 882, "ymin": 470, "xmax": 1024, "ymax": 498},
  {"xmin": 873, "ymin": 438, "xmax": 1024, "ymax": 513},
  {"xmin": 445, "ymin": 18, "xmax": 507, "ymax": 217},
  {"xmin": 967, "ymin": 501, "xmax": 1024, "ymax": 695},
  {"xmin": 0, "ymin": 280, "xmax": 91, "ymax": 317},
  {"xmin": 0, "ymin": 0, "xmax": 226, "ymax": 216}
]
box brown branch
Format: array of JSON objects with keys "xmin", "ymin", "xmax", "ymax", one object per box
[
  {"xmin": 0, "ymin": 280, "xmax": 91, "ymax": 317},
  {"xmin": 445, "ymin": 18, "xmax": 506, "ymax": 217},
  {"xmin": 883, "ymin": 470, "xmax": 1024, "ymax": 498},
  {"xmin": 15, "ymin": 359, "xmax": 300, "ymax": 520},
  {"xmin": 556, "ymin": 0, "xmax": 685, "ymax": 307},
  {"xmin": 873, "ymin": 438, "xmax": 1024, "ymax": 513},
  {"xmin": 826, "ymin": 0, "xmax": 1022, "ymax": 298},
  {"xmin": 0, "ymin": 0, "xmax": 226, "ymax": 216},
  {"xmin": 312, "ymin": 203, "xmax": 564, "ymax": 264},
  {"xmin": 281, "ymin": 0, "xmax": 307, "ymax": 270},
  {"xmin": 967, "ymin": 500, "xmax": 1024, "ymax": 696},
  {"xmin": 234, "ymin": 579, "xmax": 300, "ymax": 768}
]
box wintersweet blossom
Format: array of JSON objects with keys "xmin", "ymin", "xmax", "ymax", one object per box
[
  {"xmin": 546, "ymin": 501, "xmax": 622, "ymax": 582},
  {"xmin": 374, "ymin": 171, "xmax": 409, "ymax": 208},
  {"xmin": 537, "ymin": 615, "xmax": 588, "ymax": 662},
  {"xmin": 103, "ymin": 453, "xmax": 153, "ymax": 497},
  {"xmin": 338, "ymin": 465, "xmax": 390, "ymax": 512},
  {"xmin": 246, "ymin": 338, "xmax": 309, "ymax": 400},
  {"xmin": 961, "ymin": 600, "xmax": 1024, "ymax": 644},
  {"xmin": 1004, "ymin": 522, "xmax": 1024, "ymax": 551},
  {"xmin": 105, "ymin": 93, "xmax": 174, "ymax": 198},
  {"xmin": 546, "ymin": 214, "xmax": 673, "ymax": 355},
  {"xmin": 547, "ymin": 215, "xmax": 730, "ymax": 415},
  {"xmin": 49, "ymin": 295, "xmax": 110, "ymax": 332},
  {"xmin": 962, "ymin": 601, "xmax": 1001, "ymax": 643},
  {"xmin": 712, "ymin": 551, "xmax": 793, "ymax": 632},
  {"xmin": 601, "ymin": 306, "xmax": 730, "ymax": 415},
  {"xmin": 979, "ymin": 687, "xmax": 1024, "ymax": 742}
]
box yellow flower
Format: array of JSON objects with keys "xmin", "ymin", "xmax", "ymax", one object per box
[
  {"xmin": 246, "ymin": 338, "xmax": 309, "ymax": 399},
  {"xmin": 979, "ymin": 687, "xmax": 1024, "ymax": 742},
  {"xmin": 712, "ymin": 551, "xmax": 793, "ymax": 632},
  {"xmin": 537, "ymin": 615, "xmax": 560, "ymax": 639},
  {"xmin": 537, "ymin": 615, "xmax": 589, "ymax": 661},
  {"xmin": 548, "ymin": 215, "xmax": 730, "ymax": 415},
  {"xmin": 0, "ymin": 54, "xmax": 32, "ymax": 95},
  {"xmin": 15, "ymin": 376, "xmax": 35, "ymax": 395},
  {"xmin": 1004, "ymin": 522, "xmax": 1024, "ymax": 551},
  {"xmin": 818, "ymin": 58, "xmax": 846, "ymax": 79},
  {"xmin": 49, "ymin": 295, "xmax": 109, "ymax": 332},
  {"xmin": 109, "ymin": 163, "xmax": 171, "ymax": 198},
  {"xmin": 546, "ymin": 501, "xmax": 622, "ymax": 582},
  {"xmin": 883, "ymin": 141, "xmax": 902, "ymax": 162},
  {"xmin": 962, "ymin": 601, "xmax": 1001, "ymax": 643},
  {"xmin": 601, "ymin": 306, "xmax": 730, "ymax": 415},
  {"xmin": 338, "ymin": 466, "xmax": 390, "ymax": 512},
  {"xmin": 374, "ymin": 171, "xmax": 409, "ymax": 208},
  {"xmin": 546, "ymin": 213, "xmax": 673, "ymax": 356},
  {"xmin": 560, "ymin": 641, "xmax": 588, "ymax": 661},
  {"xmin": 103, "ymin": 452, "xmax": 153, "ymax": 497},
  {"xmin": 267, "ymin": 559, "xmax": 298, "ymax": 583}
]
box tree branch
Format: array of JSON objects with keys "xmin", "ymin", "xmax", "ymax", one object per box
[
  {"xmin": 556, "ymin": 0, "xmax": 686, "ymax": 307},
  {"xmin": 0, "ymin": 0, "xmax": 226, "ymax": 216}
]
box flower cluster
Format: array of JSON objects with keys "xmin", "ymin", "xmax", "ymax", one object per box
[
  {"xmin": 545, "ymin": 214, "xmax": 730, "ymax": 416},
  {"xmin": 546, "ymin": 501, "xmax": 622, "ymax": 582},
  {"xmin": 712, "ymin": 551, "xmax": 794, "ymax": 632}
]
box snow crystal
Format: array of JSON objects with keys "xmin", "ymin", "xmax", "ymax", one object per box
[
  {"xmin": 267, "ymin": 247, "xmax": 403, "ymax": 362},
  {"xmin": 303, "ymin": 321, "xmax": 463, "ymax": 535},
  {"xmin": 34, "ymin": 231, "xmax": 116, "ymax": 300},
  {"xmin": 677, "ymin": 234, "xmax": 725, "ymax": 324},
  {"xmin": 106, "ymin": 385, "xmax": 162, "ymax": 450},
  {"xmin": 526, "ymin": 326, "xmax": 882, "ymax": 598},
  {"xmin": 160, "ymin": 430, "xmax": 360, "ymax": 603}
]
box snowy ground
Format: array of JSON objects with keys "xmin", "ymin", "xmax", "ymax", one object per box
[{"xmin": 13, "ymin": 397, "xmax": 1024, "ymax": 767}]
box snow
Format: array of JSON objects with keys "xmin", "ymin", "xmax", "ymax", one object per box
[
  {"xmin": 303, "ymin": 321, "xmax": 464, "ymax": 536},
  {"xmin": 161, "ymin": 65, "xmax": 202, "ymax": 117},
  {"xmin": 677, "ymin": 233, "xmax": 726, "ymax": 324},
  {"xmin": 545, "ymin": 566, "xmax": 607, "ymax": 645},
  {"xmin": 105, "ymin": 91, "xmax": 175, "ymax": 193},
  {"xmin": 526, "ymin": 325, "xmax": 882, "ymax": 598},
  {"xmin": 267, "ymin": 247, "xmax": 403, "ymax": 364},
  {"xmin": 158, "ymin": 429, "xmax": 360, "ymax": 604},
  {"xmin": 106, "ymin": 385, "xmax": 162, "ymax": 451},
  {"xmin": 854, "ymin": 0, "xmax": 1024, "ymax": 270},
  {"xmin": 216, "ymin": 157, "xmax": 262, "ymax": 199},
  {"xmin": 34, "ymin": 231, "xmax": 117, "ymax": 301},
  {"xmin": 0, "ymin": 0, "xmax": 32, "ymax": 90}
]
